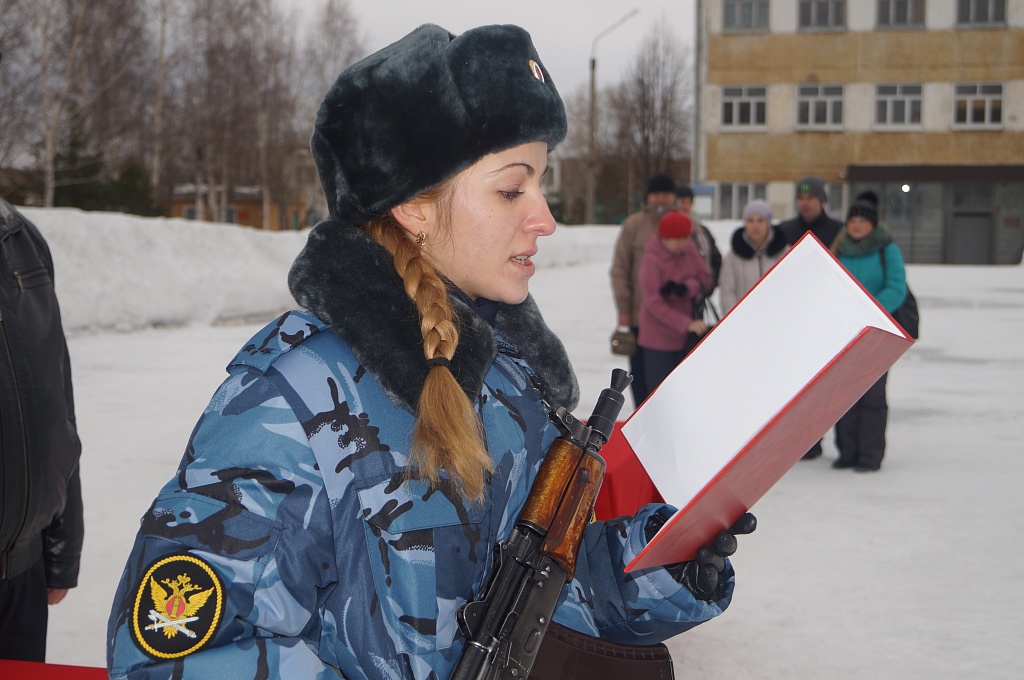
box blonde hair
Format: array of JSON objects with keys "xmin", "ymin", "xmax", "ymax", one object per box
[
  {"xmin": 364, "ymin": 183, "xmax": 492, "ymax": 502},
  {"xmin": 830, "ymin": 227, "xmax": 848, "ymax": 255}
]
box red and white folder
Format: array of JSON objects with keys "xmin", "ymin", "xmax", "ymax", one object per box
[{"xmin": 622, "ymin": 234, "xmax": 914, "ymax": 572}]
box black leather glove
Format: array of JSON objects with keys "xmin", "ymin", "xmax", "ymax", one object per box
[
  {"xmin": 659, "ymin": 281, "xmax": 689, "ymax": 298},
  {"xmin": 645, "ymin": 511, "xmax": 757, "ymax": 602}
]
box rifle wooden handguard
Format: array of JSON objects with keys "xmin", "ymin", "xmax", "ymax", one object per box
[{"xmin": 517, "ymin": 438, "xmax": 606, "ymax": 577}]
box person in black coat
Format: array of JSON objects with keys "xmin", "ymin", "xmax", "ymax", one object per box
[
  {"xmin": 674, "ymin": 185, "xmax": 723, "ymax": 294},
  {"xmin": 778, "ymin": 176, "xmax": 843, "ymax": 248},
  {"xmin": 0, "ymin": 198, "xmax": 83, "ymax": 662},
  {"xmin": 778, "ymin": 177, "xmax": 844, "ymax": 460}
]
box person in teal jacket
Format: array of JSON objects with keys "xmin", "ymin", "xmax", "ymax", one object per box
[
  {"xmin": 106, "ymin": 24, "xmax": 753, "ymax": 680},
  {"xmin": 830, "ymin": 191, "xmax": 908, "ymax": 472}
]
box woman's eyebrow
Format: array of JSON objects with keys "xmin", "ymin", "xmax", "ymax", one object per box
[{"xmin": 488, "ymin": 162, "xmax": 537, "ymax": 177}]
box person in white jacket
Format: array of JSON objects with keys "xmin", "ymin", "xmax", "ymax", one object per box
[{"xmin": 718, "ymin": 199, "xmax": 789, "ymax": 313}]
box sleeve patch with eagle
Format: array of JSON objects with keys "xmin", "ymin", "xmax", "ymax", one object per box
[{"xmin": 130, "ymin": 553, "xmax": 224, "ymax": 659}]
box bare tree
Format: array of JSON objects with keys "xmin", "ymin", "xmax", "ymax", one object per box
[
  {"xmin": 609, "ymin": 24, "xmax": 693, "ymax": 208},
  {"xmin": 6, "ymin": 0, "xmax": 149, "ymax": 205},
  {"xmin": 288, "ymin": 0, "xmax": 364, "ymax": 223},
  {"xmin": 70, "ymin": 0, "xmax": 151, "ymax": 182},
  {"xmin": 2, "ymin": 0, "xmax": 362, "ymax": 221},
  {"xmin": 0, "ymin": 1, "xmax": 38, "ymax": 170},
  {"xmin": 174, "ymin": 0, "xmax": 253, "ymax": 221},
  {"xmin": 34, "ymin": 0, "xmax": 88, "ymax": 206},
  {"xmin": 147, "ymin": 0, "xmax": 184, "ymax": 195},
  {"xmin": 299, "ymin": 0, "xmax": 364, "ymax": 125},
  {"xmin": 252, "ymin": 0, "xmax": 305, "ymax": 228},
  {"xmin": 557, "ymin": 83, "xmax": 618, "ymax": 223}
]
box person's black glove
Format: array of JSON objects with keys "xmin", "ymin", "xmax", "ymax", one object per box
[
  {"xmin": 645, "ymin": 511, "xmax": 757, "ymax": 602},
  {"xmin": 659, "ymin": 281, "xmax": 689, "ymax": 297}
]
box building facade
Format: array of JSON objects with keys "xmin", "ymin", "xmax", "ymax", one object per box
[{"xmin": 695, "ymin": 0, "xmax": 1024, "ymax": 263}]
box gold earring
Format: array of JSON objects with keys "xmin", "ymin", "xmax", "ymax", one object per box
[{"xmin": 415, "ymin": 231, "xmax": 426, "ymax": 248}]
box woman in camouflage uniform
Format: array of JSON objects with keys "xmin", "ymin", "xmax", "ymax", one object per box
[{"xmin": 108, "ymin": 24, "xmax": 748, "ymax": 680}]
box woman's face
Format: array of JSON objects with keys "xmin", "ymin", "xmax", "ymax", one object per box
[
  {"xmin": 846, "ymin": 215, "xmax": 874, "ymax": 241},
  {"xmin": 413, "ymin": 141, "xmax": 556, "ymax": 304},
  {"xmin": 744, "ymin": 213, "xmax": 770, "ymax": 246}
]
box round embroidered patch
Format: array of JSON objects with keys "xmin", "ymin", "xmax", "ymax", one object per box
[
  {"xmin": 130, "ymin": 553, "xmax": 224, "ymax": 659},
  {"xmin": 529, "ymin": 59, "xmax": 545, "ymax": 82}
]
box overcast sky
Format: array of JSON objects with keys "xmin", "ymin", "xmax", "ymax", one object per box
[{"xmin": 286, "ymin": 0, "xmax": 697, "ymax": 97}]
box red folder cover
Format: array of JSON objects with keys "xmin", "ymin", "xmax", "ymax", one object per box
[
  {"xmin": 622, "ymin": 235, "xmax": 913, "ymax": 572},
  {"xmin": 0, "ymin": 660, "xmax": 108, "ymax": 680}
]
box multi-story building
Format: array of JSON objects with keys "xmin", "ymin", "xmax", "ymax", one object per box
[{"xmin": 694, "ymin": 0, "xmax": 1023, "ymax": 263}]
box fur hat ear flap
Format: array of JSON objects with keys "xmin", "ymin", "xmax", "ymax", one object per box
[{"xmin": 311, "ymin": 23, "xmax": 567, "ymax": 229}]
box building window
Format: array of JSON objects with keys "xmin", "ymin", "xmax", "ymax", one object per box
[
  {"xmin": 224, "ymin": 207, "xmax": 237, "ymax": 224},
  {"xmin": 721, "ymin": 86, "xmax": 767, "ymax": 129},
  {"xmin": 797, "ymin": 84, "xmax": 844, "ymax": 128},
  {"xmin": 718, "ymin": 183, "xmax": 767, "ymax": 219},
  {"xmin": 826, "ymin": 182, "xmax": 846, "ymax": 217},
  {"xmin": 875, "ymin": 84, "xmax": 922, "ymax": 127},
  {"xmin": 957, "ymin": 0, "xmax": 1006, "ymax": 25},
  {"xmin": 184, "ymin": 206, "xmax": 197, "ymax": 220},
  {"xmin": 724, "ymin": 1, "xmax": 770, "ymax": 31},
  {"xmin": 878, "ymin": 0, "xmax": 925, "ymax": 27},
  {"xmin": 953, "ymin": 83, "xmax": 1003, "ymax": 128},
  {"xmin": 799, "ymin": 1, "xmax": 846, "ymax": 30}
]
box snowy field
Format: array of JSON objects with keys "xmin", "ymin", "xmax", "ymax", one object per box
[{"xmin": 21, "ymin": 207, "xmax": 1024, "ymax": 678}]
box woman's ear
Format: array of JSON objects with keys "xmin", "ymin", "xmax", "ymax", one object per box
[{"xmin": 390, "ymin": 200, "xmax": 430, "ymax": 238}]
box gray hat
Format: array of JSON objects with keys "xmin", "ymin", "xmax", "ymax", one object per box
[
  {"xmin": 742, "ymin": 199, "xmax": 772, "ymax": 222},
  {"xmin": 795, "ymin": 176, "xmax": 827, "ymax": 203},
  {"xmin": 311, "ymin": 24, "xmax": 567, "ymax": 228}
]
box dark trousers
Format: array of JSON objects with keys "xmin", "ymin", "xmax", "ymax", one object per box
[
  {"xmin": 642, "ymin": 347, "xmax": 687, "ymax": 399},
  {"xmin": 628, "ymin": 327, "xmax": 650, "ymax": 407},
  {"xmin": 835, "ymin": 372, "xmax": 889, "ymax": 469},
  {"xmin": 0, "ymin": 556, "xmax": 48, "ymax": 662},
  {"xmin": 803, "ymin": 439, "xmax": 823, "ymax": 459}
]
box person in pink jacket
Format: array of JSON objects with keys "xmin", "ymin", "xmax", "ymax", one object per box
[{"xmin": 637, "ymin": 211, "xmax": 713, "ymax": 396}]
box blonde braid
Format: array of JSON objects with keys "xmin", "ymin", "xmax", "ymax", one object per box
[{"xmin": 365, "ymin": 216, "xmax": 492, "ymax": 502}]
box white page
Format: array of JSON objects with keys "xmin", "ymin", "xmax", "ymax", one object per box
[{"xmin": 622, "ymin": 238, "xmax": 902, "ymax": 508}]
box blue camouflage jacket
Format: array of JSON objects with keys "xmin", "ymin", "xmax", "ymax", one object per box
[{"xmin": 107, "ymin": 224, "xmax": 734, "ymax": 679}]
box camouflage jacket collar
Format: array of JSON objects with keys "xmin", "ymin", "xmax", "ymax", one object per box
[{"xmin": 287, "ymin": 220, "xmax": 579, "ymax": 414}]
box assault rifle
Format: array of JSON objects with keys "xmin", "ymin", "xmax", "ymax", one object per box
[{"xmin": 452, "ymin": 369, "xmax": 632, "ymax": 680}]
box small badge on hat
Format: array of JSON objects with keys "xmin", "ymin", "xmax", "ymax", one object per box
[
  {"xmin": 529, "ymin": 59, "xmax": 545, "ymax": 82},
  {"xmin": 130, "ymin": 553, "xmax": 224, "ymax": 659}
]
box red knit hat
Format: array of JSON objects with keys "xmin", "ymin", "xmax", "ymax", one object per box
[{"xmin": 658, "ymin": 211, "xmax": 692, "ymax": 239}]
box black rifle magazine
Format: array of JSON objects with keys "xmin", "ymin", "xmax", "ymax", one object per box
[{"xmin": 530, "ymin": 622, "xmax": 674, "ymax": 680}]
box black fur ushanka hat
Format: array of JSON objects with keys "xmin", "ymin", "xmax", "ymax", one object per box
[{"xmin": 311, "ymin": 23, "xmax": 567, "ymax": 228}]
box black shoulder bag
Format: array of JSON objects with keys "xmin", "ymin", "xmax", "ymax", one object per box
[{"xmin": 880, "ymin": 247, "xmax": 919, "ymax": 340}]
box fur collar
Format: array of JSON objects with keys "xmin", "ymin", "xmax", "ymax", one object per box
[
  {"xmin": 287, "ymin": 221, "xmax": 579, "ymax": 413},
  {"xmin": 834, "ymin": 224, "xmax": 893, "ymax": 257},
  {"xmin": 729, "ymin": 225, "xmax": 788, "ymax": 260}
]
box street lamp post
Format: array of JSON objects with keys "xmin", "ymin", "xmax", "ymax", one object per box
[{"xmin": 585, "ymin": 9, "xmax": 639, "ymax": 225}]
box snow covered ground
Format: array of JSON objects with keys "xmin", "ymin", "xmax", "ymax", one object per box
[{"xmin": 22, "ymin": 207, "xmax": 1024, "ymax": 678}]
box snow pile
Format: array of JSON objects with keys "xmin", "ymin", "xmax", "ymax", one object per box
[{"xmin": 23, "ymin": 208, "xmax": 309, "ymax": 334}]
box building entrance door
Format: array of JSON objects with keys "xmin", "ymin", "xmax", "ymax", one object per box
[{"xmin": 947, "ymin": 212, "xmax": 993, "ymax": 264}]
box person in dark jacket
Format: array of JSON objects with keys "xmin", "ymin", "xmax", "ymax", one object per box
[
  {"xmin": 0, "ymin": 197, "xmax": 83, "ymax": 662},
  {"xmin": 778, "ymin": 176, "xmax": 844, "ymax": 459},
  {"xmin": 830, "ymin": 192, "xmax": 907, "ymax": 472},
  {"xmin": 674, "ymin": 184, "xmax": 722, "ymax": 294},
  {"xmin": 779, "ymin": 176, "xmax": 843, "ymax": 248},
  {"xmin": 107, "ymin": 25, "xmax": 753, "ymax": 680}
]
